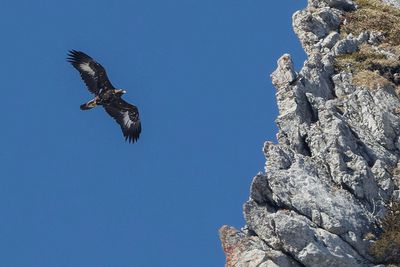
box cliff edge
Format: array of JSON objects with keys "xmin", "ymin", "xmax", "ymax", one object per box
[{"xmin": 220, "ymin": 0, "xmax": 400, "ymax": 266}]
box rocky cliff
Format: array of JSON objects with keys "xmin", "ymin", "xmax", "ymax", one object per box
[{"xmin": 220, "ymin": 0, "xmax": 400, "ymax": 266}]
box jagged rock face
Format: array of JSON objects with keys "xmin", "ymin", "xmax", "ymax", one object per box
[{"xmin": 220, "ymin": 0, "xmax": 400, "ymax": 266}]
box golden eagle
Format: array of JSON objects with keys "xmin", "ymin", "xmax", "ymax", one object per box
[{"xmin": 67, "ymin": 50, "xmax": 141, "ymax": 143}]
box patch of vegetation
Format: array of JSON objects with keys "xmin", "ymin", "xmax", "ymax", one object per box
[
  {"xmin": 352, "ymin": 70, "xmax": 394, "ymax": 90},
  {"xmin": 335, "ymin": 44, "xmax": 389, "ymax": 71},
  {"xmin": 370, "ymin": 199, "xmax": 400, "ymax": 264},
  {"xmin": 334, "ymin": 0, "xmax": 400, "ymax": 91},
  {"xmin": 333, "ymin": 1, "xmax": 400, "ymax": 263},
  {"xmin": 393, "ymin": 162, "xmax": 400, "ymax": 189},
  {"xmin": 341, "ymin": 0, "xmax": 400, "ymax": 45}
]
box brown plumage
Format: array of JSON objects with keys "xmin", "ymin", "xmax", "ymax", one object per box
[{"xmin": 67, "ymin": 50, "xmax": 141, "ymax": 143}]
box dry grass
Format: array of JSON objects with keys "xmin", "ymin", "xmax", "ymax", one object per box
[
  {"xmin": 334, "ymin": 0, "xmax": 400, "ymax": 92},
  {"xmin": 341, "ymin": 0, "xmax": 400, "ymax": 45},
  {"xmin": 332, "ymin": 1, "xmax": 400, "ymax": 263},
  {"xmin": 395, "ymin": 86, "xmax": 400, "ymax": 97},
  {"xmin": 352, "ymin": 70, "xmax": 394, "ymax": 90},
  {"xmin": 379, "ymin": 43, "xmax": 400, "ymax": 55},
  {"xmin": 370, "ymin": 200, "xmax": 400, "ymax": 264},
  {"xmin": 393, "ymin": 161, "xmax": 400, "ymax": 189},
  {"xmin": 335, "ymin": 44, "xmax": 391, "ymax": 72}
]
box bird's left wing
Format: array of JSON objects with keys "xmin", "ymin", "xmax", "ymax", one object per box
[
  {"xmin": 103, "ymin": 99, "xmax": 142, "ymax": 143},
  {"xmin": 67, "ymin": 50, "xmax": 114, "ymax": 95}
]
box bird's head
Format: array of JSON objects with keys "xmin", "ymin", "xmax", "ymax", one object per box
[{"xmin": 115, "ymin": 89, "xmax": 127, "ymax": 96}]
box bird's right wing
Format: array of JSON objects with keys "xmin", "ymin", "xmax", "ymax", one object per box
[
  {"xmin": 67, "ymin": 50, "xmax": 114, "ymax": 95},
  {"xmin": 103, "ymin": 99, "xmax": 141, "ymax": 143}
]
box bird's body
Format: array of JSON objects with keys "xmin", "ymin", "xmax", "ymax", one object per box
[
  {"xmin": 80, "ymin": 89, "xmax": 124, "ymax": 110},
  {"xmin": 67, "ymin": 50, "xmax": 141, "ymax": 143}
]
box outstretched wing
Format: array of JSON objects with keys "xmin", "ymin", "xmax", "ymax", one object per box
[
  {"xmin": 67, "ymin": 50, "xmax": 114, "ymax": 95},
  {"xmin": 103, "ymin": 99, "xmax": 141, "ymax": 143}
]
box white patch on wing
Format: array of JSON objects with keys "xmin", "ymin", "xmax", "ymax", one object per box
[
  {"xmin": 79, "ymin": 63, "xmax": 96, "ymax": 76},
  {"xmin": 122, "ymin": 111, "xmax": 133, "ymax": 128}
]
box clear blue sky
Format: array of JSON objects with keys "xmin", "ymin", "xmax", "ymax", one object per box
[{"xmin": 0, "ymin": 1, "xmax": 306, "ymax": 266}]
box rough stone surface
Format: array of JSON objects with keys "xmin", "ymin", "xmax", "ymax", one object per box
[
  {"xmin": 219, "ymin": 226, "xmax": 300, "ymax": 267},
  {"xmin": 382, "ymin": 0, "xmax": 400, "ymax": 7},
  {"xmin": 220, "ymin": 1, "xmax": 400, "ymax": 266}
]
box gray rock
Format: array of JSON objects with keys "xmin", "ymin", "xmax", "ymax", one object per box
[
  {"xmin": 382, "ymin": 0, "xmax": 400, "ymax": 8},
  {"xmin": 293, "ymin": 7, "xmax": 342, "ymax": 55},
  {"xmin": 220, "ymin": 0, "xmax": 400, "ymax": 266},
  {"xmin": 332, "ymin": 34, "xmax": 359, "ymax": 55},
  {"xmin": 308, "ymin": 0, "xmax": 356, "ymax": 11},
  {"xmin": 324, "ymin": 0, "xmax": 356, "ymax": 10},
  {"xmin": 318, "ymin": 31, "xmax": 340, "ymax": 50},
  {"xmin": 244, "ymin": 202, "xmax": 369, "ymax": 266},
  {"xmin": 271, "ymin": 54, "xmax": 297, "ymax": 87},
  {"xmin": 219, "ymin": 225, "xmax": 300, "ymax": 267},
  {"xmin": 332, "ymin": 32, "xmax": 373, "ymax": 56}
]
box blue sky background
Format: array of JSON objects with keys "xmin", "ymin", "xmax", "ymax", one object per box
[{"xmin": 0, "ymin": 1, "xmax": 306, "ymax": 266}]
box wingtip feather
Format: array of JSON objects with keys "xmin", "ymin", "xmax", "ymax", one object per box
[
  {"xmin": 66, "ymin": 50, "xmax": 92, "ymax": 64},
  {"xmin": 125, "ymin": 122, "xmax": 141, "ymax": 144}
]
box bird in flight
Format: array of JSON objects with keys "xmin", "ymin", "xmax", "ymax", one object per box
[{"xmin": 67, "ymin": 50, "xmax": 141, "ymax": 143}]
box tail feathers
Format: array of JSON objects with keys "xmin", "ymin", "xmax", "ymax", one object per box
[{"xmin": 80, "ymin": 99, "xmax": 97, "ymax": 110}]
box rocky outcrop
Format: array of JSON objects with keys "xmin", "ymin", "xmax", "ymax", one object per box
[{"xmin": 220, "ymin": 0, "xmax": 400, "ymax": 266}]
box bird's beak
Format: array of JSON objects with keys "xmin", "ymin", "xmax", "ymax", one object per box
[{"xmin": 116, "ymin": 89, "xmax": 126, "ymax": 94}]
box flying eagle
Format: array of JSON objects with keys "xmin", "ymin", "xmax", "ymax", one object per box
[{"xmin": 67, "ymin": 50, "xmax": 141, "ymax": 143}]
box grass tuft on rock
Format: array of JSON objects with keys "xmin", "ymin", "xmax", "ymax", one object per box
[
  {"xmin": 370, "ymin": 200, "xmax": 400, "ymax": 264},
  {"xmin": 352, "ymin": 70, "xmax": 394, "ymax": 90},
  {"xmin": 341, "ymin": 0, "xmax": 400, "ymax": 45},
  {"xmin": 335, "ymin": 0, "xmax": 400, "ymax": 92}
]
